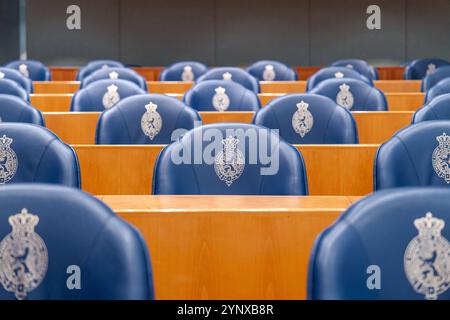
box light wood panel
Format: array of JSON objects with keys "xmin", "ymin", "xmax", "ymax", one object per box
[
  {"xmin": 374, "ymin": 80, "xmax": 421, "ymax": 93},
  {"xmin": 33, "ymin": 81, "xmax": 80, "ymax": 94},
  {"xmin": 30, "ymin": 94, "xmax": 73, "ymax": 112},
  {"xmin": 376, "ymin": 66, "xmax": 405, "ymax": 80},
  {"xmin": 44, "ymin": 112, "xmax": 99, "ymax": 144},
  {"xmin": 132, "ymin": 67, "xmax": 164, "ymax": 81},
  {"xmin": 99, "ymin": 195, "xmax": 357, "ymax": 299},
  {"xmin": 385, "ymin": 93, "xmax": 425, "ymax": 111},
  {"xmin": 49, "ymin": 67, "xmax": 79, "ymax": 81},
  {"xmin": 147, "ymin": 81, "xmax": 193, "ymax": 93},
  {"xmin": 294, "ymin": 66, "xmax": 322, "ymax": 80}
]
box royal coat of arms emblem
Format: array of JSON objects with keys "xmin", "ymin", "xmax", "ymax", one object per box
[
  {"xmin": 404, "ymin": 212, "xmax": 450, "ymax": 300},
  {"xmin": 181, "ymin": 65, "xmax": 194, "ymax": 81},
  {"xmin": 0, "ymin": 135, "xmax": 18, "ymax": 184},
  {"xmin": 263, "ymin": 64, "xmax": 276, "ymax": 81},
  {"xmin": 102, "ymin": 84, "xmax": 120, "ymax": 109},
  {"xmin": 212, "ymin": 86, "xmax": 230, "ymax": 112},
  {"xmin": 0, "ymin": 71, "xmax": 4, "ymax": 79},
  {"xmin": 214, "ymin": 136, "xmax": 245, "ymax": 187},
  {"xmin": 141, "ymin": 102, "xmax": 162, "ymax": 140},
  {"xmin": 426, "ymin": 64, "xmax": 436, "ymax": 76},
  {"xmin": 346, "ymin": 64, "xmax": 354, "ymax": 69},
  {"xmin": 108, "ymin": 71, "xmax": 119, "ymax": 80},
  {"xmin": 222, "ymin": 72, "xmax": 233, "ymax": 81},
  {"xmin": 0, "ymin": 208, "xmax": 48, "ymax": 300},
  {"xmin": 19, "ymin": 64, "xmax": 29, "ymax": 78},
  {"xmin": 292, "ymin": 100, "xmax": 314, "ymax": 138},
  {"xmin": 334, "ymin": 72, "xmax": 344, "ymax": 79},
  {"xmin": 336, "ymin": 83, "xmax": 354, "ymax": 110},
  {"xmin": 432, "ymin": 133, "xmax": 450, "ymax": 183}
]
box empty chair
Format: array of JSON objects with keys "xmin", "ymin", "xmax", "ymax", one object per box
[
  {"xmin": 253, "ymin": 94, "xmax": 358, "ymax": 144},
  {"xmin": 197, "ymin": 67, "xmax": 259, "ymax": 93},
  {"xmin": 375, "ymin": 121, "xmax": 450, "ymax": 190},
  {"xmin": 71, "ymin": 79, "xmax": 146, "ymax": 112},
  {"xmin": 159, "ymin": 61, "xmax": 208, "ymax": 81},
  {"xmin": 0, "ymin": 78, "xmax": 29, "ymax": 101},
  {"xmin": 421, "ymin": 65, "xmax": 450, "ymax": 92},
  {"xmin": 76, "ymin": 60, "xmax": 125, "ymax": 81},
  {"xmin": 308, "ymin": 187, "xmax": 450, "ymax": 300},
  {"xmin": 246, "ymin": 60, "xmax": 297, "ymax": 81},
  {"xmin": 4, "ymin": 60, "xmax": 51, "ymax": 81},
  {"xmin": 404, "ymin": 58, "xmax": 450, "ymax": 80},
  {"xmin": 96, "ymin": 94, "xmax": 200, "ymax": 144},
  {"xmin": 412, "ymin": 93, "xmax": 450, "ymax": 123},
  {"xmin": 310, "ymin": 78, "xmax": 387, "ymax": 111},
  {"xmin": 306, "ymin": 66, "xmax": 372, "ymax": 91},
  {"xmin": 81, "ymin": 67, "xmax": 147, "ymax": 90},
  {"xmin": 424, "ymin": 78, "xmax": 450, "ymax": 103},
  {"xmin": 0, "ymin": 95, "xmax": 44, "ymax": 125},
  {"xmin": 153, "ymin": 123, "xmax": 308, "ymax": 195},
  {"xmin": 184, "ymin": 80, "xmax": 260, "ymax": 112},
  {"xmin": 330, "ymin": 59, "xmax": 378, "ymax": 80},
  {"xmin": 0, "ymin": 184, "xmax": 153, "ymax": 300},
  {"xmin": 0, "ymin": 67, "xmax": 33, "ymax": 93},
  {"xmin": 0, "ymin": 123, "xmax": 79, "ymax": 187}
]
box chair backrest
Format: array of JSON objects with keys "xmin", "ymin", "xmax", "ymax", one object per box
[
  {"xmin": 421, "ymin": 65, "xmax": 450, "ymax": 92},
  {"xmin": 330, "ymin": 59, "xmax": 378, "ymax": 80},
  {"xmin": 153, "ymin": 123, "xmax": 308, "ymax": 195},
  {"xmin": 308, "ymin": 187, "xmax": 450, "ymax": 300},
  {"xmin": 424, "ymin": 77, "xmax": 450, "ymax": 103},
  {"xmin": 0, "ymin": 123, "xmax": 80, "ymax": 187},
  {"xmin": 404, "ymin": 58, "xmax": 450, "ymax": 80},
  {"xmin": 159, "ymin": 61, "xmax": 208, "ymax": 81},
  {"xmin": 96, "ymin": 94, "xmax": 201, "ymax": 144},
  {"xmin": 246, "ymin": 60, "xmax": 297, "ymax": 81},
  {"xmin": 184, "ymin": 80, "xmax": 261, "ymax": 112},
  {"xmin": 0, "ymin": 78, "xmax": 29, "ymax": 101},
  {"xmin": 0, "ymin": 67, "xmax": 33, "ymax": 93},
  {"xmin": 0, "ymin": 95, "xmax": 44, "ymax": 125},
  {"xmin": 81, "ymin": 67, "xmax": 147, "ymax": 90},
  {"xmin": 412, "ymin": 93, "xmax": 450, "ymax": 123},
  {"xmin": 306, "ymin": 66, "xmax": 372, "ymax": 91},
  {"xmin": 375, "ymin": 121, "xmax": 450, "ymax": 190},
  {"xmin": 70, "ymin": 79, "xmax": 146, "ymax": 112},
  {"xmin": 310, "ymin": 78, "xmax": 387, "ymax": 111},
  {"xmin": 197, "ymin": 67, "xmax": 260, "ymax": 93},
  {"xmin": 0, "ymin": 184, "xmax": 154, "ymax": 300},
  {"xmin": 253, "ymin": 94, "xmax": 358, "ymax": 144},
  {"xmin": 76, "ymin": 60, "xmax": 125, "ymax": 81},
  {"xmin": 5, "ymin": 60, "xmax": 51, "ymax": 81}
]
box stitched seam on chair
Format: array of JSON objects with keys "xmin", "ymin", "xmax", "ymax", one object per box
[
  {"xmin": 116, "ymin": 107, "xmax": 133, "ymax": 142},
  {"xmin": 396, "ymin": 136, "xmax": 422, "ymax": 184},
  {"xmin": 32, "ymin": 138, "xmax": 56, "ymax": 182},
  {"xmin": 430, "ymin": 105, "xmax": 440, "ymax": 120}
]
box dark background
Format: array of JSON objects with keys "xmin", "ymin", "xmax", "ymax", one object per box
[{"xmin": 1, "ymin": 0, "xmax": 450, "ymax": 66}]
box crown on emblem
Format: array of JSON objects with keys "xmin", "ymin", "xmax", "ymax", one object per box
[
  {"xmin": 145, "ymin": 102, "xmax": 157, "ymax": 112},
  {"xmin": 414, "ymin": 212, "xmax": 445, "ymax": 237},
  {"xmin": 215, "ymin": 86, "xmax": 226, "ymax": 95},
  {"xmin": 222, "ymin": 135, "xmax": 239, "ymax": 149},
  {"xmin": 184, "ymin": 65, "xmax": 192, "ymax": 71},
  {"xmin": 222, "ymin": 72, "xmax": 233, "ymax": 80},
  {"xmin": 436, "ymin": 132, "xmax": 450, "ymax": 147},
  {"xmin": 334, "ymin": 72, "xmax": 344, "ymax": 78},
  {"xmin": 339, "ymin": 83, "xmax": 350, "ymax": 92},
  {"xmin": 8, "ymin": 208, "xmax": 39, "ymax": 235},
  {"xmin": 109, "ymin": 71, "xmax": 119, "ymax": 80},
  {"xmin": 297, "ymin": 100, "xmax": 309, "ymax": 110},
  {"xmin": 346, "ymin": 64, "xmax": 354, "ymax": 69},
  {"xmin": 101, "ymin": 64, "xmax": 109, "ymax": 69},
  {"xmin": 19, "ymin": 64, "xmax": 28, "ymax": 71},
  {"xmin": 428, "ymin": 63, "xmax": 436, "ymax": 70},
  {"xmin": 0, "ymin": 71, "xmax": 4, "ymax": 79},
  {"xmin": 265, "ymin": 64, "xmax": 274, "ymax": 70},
  {"xmin": 0, "ymin": 134, "xmax": 13, "ymax": 147},
  {"xmin": 107, "ymin": 84, "xmax": 118, "ymax": 93}
]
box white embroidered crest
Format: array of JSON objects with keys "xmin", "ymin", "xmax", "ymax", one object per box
[
  {"xmin": 222, "ymin": 72, "xmax": 233, "ymax": 81},
  {"xmin": 214, "ymin": 136, "xmax": 245, "ymax": 187},
  {"xmin": 263, "ymin": 64, "xmax": 276, "ymax": 81},
  {"xmin": 334, "ymin": 72, "xmax": 344, "ymax": 78},
  {"xmin": 101, "ymin": 64, "xmax": 109, "ymax": 69},
  {"xmin": 181, "ymin": 65, "xmax": 194, "ymax": 81},
  {"xmin": 346, "ymin": 64, "xmax": 354, "ymax": 69},
  {"xmin": 102, "ymin": 84, "xmax": 120, "ymax": 109},
  {"xmin": 432, "ymin": 133, "xmax": 450, "ymax": 183},
  {"xmin": 141, "ymin": 102, "xmax": 162, "ymax": 140},
  {"xmin": 108, "ymin": 71, "xmax": 119, "ymax": 80},
  {"xmin": 19, "ymin": 64, "xmax": 29, "ymax": 78},
  {"xmin": 426, "ymin": 64, "xmax": 436, "ymax": 76},
  {"xmin": 292, "ymin": 101, "xmax": 314, "ymax": 138},
  {"xmin": 212, "ymin": 86, "xmax": 230, "ymax": 112},
  {"xmin": 0, "ymin": 208, "xmax": 48, "ymax": 300},
  {"xmin": 404, "ymin": 212, "xmax": 450, "ymax": 300},
  {"xmin": 0, "ymin": 135, "xmax": 17, "ymax": 184},
  {"xmin": 336, "ymin": 83, "xmax": 354, "ymax": 110},
  {"xmin": 0, "ymin": 72, "xmax": 4, "ymax": 79}
]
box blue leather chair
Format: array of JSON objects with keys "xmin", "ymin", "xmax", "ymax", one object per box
[
  {"xmin": 159, "ymin": 61, "xmax": 208, "ymax": 81},
  {"xmin": 96, "ymin": 94, "xmax": 201, "ymax": 144},
  {"xmin": 0, "ymin": 79, "xmax": 29, "ymax": 101},
  {"xmin": 153, "ymin": 123, "xmax": 308, "ymax": 195},
  {"xmin": 375, "ymin": 121, "xmax": 450, "ymax": 190},
  {"xmin": 0, "ymin": 123, "xmax": 80, "ymax": 187},
  {"xmin": 0, "ymin": 95, "xmax": 44, "ymax": 125},
  {"xmin": 184, "ymin": 80, "xmax": 260, "ymax": 112},
  {"xmin": 413, "ymin": 93, "xmax": 450, "ymax": 123},
  {"xmin": 71, "ymin": 79, "xmax": 146, "ymax": 112},
  {"xmin": 246, "ymin": 60, "xmax": 297, "ymax": 81},
  {"xmin": 81, "ymin": 67, "xmax": 147, "ymax": 90},
  {"xmin": 76, "ymin": 60, "xmax": 125, "ymax": 81},
  {"xmin": 330, "ymin": 59, "xmax": 378, "ymax": 80},
  {"xmin": 306, "ymin": 66, "xmax": 372, "ymax": 91},
  {"xmin": 424, "ymin": 78, "xmax": 450, "ymax": 103},
  {"xmin": 404, "ymin": 58, "xmax": 450, "ymax": 80},
  {"xmin": 4, "ymin": 60, "xmax": 51, "ymax": 81},
  {"xmin": 0, "ymin": 184, "xmax": 154, "ymax": 300},
  {"xmin": 0, "ymin": 67, "xmax": 33, "ymax": 93},
  {"xmin": 253, "ymin": 94, "xmax": 358, "ymax": 144},
  {"xmin": 197, "ymin": 67, "xmax": 260, "ymax": 93},
  {"xmin": 421, "ymin": 65, "xmax": 450, "ymax": 92},
  {"xmin": 308, "ymin": 187, "xmax": 450, "ymax": 300},
  {"xmin": 310, "ymin": 78, "xmax": 387, "ymax": 111}
]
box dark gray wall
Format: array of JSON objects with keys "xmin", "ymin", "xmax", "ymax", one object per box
[
  {"xmin": 20, "ymin": 0, "xmax": 450, "ymax": 66},
  {"xmin": 0, "ymin": 0, "xmax": 19, "ymax": 64}
]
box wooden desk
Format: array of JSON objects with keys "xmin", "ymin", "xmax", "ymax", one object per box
[
  {"xmin": 132, "ymin": 67, "xmax": 164, "ymax": 81},
  {"xmin": 49, "ymin": 67, "xmax": 79, "ymax": 81},
  {"xmin": 74, "ymin": 144, "xmax": 378, "ymax": 196},
  {"xmin": 376, "ymin": 66, "xmax": 405, "ymax": 80},
  {"xmin": 294, "ymin": 66, "xmax": 322, "ymax": 80},
  {"xmin": 101, "ymin": 195, "xmax": 358, "ymax": 299}
]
